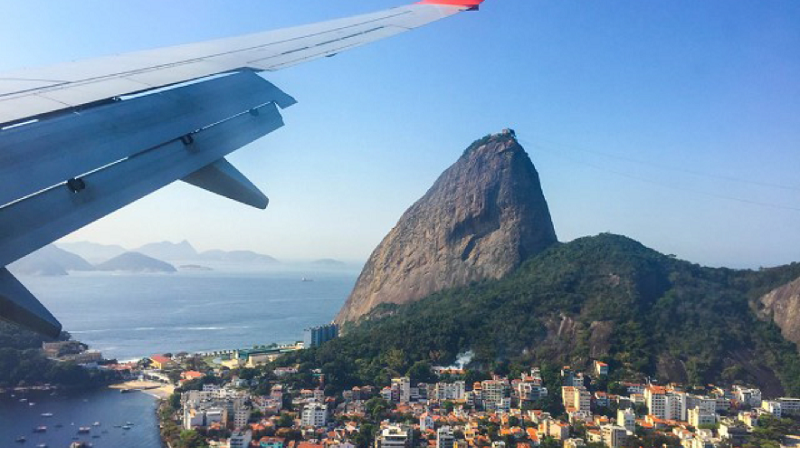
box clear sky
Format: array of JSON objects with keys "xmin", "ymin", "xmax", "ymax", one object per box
[{"xmin": 3, "ymin": 0, "xmax": 798, "ymax": 268}]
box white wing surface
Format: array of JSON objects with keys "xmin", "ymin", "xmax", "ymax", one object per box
[{"xmin": 0, "ymin": 2, "xmax": 482, "ymax": 126}]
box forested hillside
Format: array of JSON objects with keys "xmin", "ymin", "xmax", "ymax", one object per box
[{"xmin": 282, "ymin": 234, "xmax": 800, "ymax": 396}]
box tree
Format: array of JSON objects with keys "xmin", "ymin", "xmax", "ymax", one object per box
[
  {"xmin": 540, "ymin": 436, "xmax": 561, "ymax": 448},
  {"xmin": 406, "ymin": 361, "xmax": 435, "ymax": 384},
  {"xmin": 354, "ymin": 423, "xmax": 376, "ymax": 448},
  {"xmin": 178, "ymin": 429, "xmax": 206, "ymax": 448},
  {"xmin": 365, "ymin": 397, "xmax": 390, "ymax": 421},
  {"xmin": 169, "ymin": 392, "xmax": 181, "ymax": 410},
  {"xmin": 276, "ymin": 413, "xmax": 293, "ymax": 428}
]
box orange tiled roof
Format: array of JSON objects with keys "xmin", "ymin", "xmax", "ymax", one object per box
[{"xmin": 150, "ymin": 355, "xmax": 171, "ymax": 364}]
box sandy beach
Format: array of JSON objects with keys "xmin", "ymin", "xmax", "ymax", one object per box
[{"xmin": 109, "ymin": 380, "xmax": 174, "ymax": 399}]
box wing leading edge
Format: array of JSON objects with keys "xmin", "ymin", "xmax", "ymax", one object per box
[
  {"xmin": 0, "ymin": 1, "xmax": 483, "ymax": 126},
  {"xmin": 0, "ymin": 0, "xmax": 486, "ymax": 337}
]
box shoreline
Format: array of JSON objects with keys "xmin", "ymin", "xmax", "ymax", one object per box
[{"xmin": 109, "ymin": 380, "xmax": 174, "ymax": 400}]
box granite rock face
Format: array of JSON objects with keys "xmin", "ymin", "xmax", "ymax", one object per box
[
  {"xmin": 336, "ymin": 131, "xmax": 558, "ymax": 323},
  {"xmin": 758, "ymin": 276, "xmax": 800, "ymax": 350}
]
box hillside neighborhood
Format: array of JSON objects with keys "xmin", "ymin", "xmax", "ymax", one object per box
[{"xmin": 125, "ymin": 341, "xmax": 800, "ymax": 448}]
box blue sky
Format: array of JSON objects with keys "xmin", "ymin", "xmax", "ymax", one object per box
[{"xmin": 3, "ymin": 0, "xmax": 798, "ymax": 268}]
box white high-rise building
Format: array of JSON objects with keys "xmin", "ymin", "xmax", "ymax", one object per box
[
  {"xmin": 437, "ymin": 426, "xmax": 455, "ymax": 448},
  {"xmin": 688, "ymin": 407, "xmax": 717, "ymax": 428},
  {"xmin": 601, "ymin": 425, "xmax": 627, "ymax": 448},
  {"xmin": 233, "ymin": 407, "xmax": 251, "ymax": 430},
  {"xmin": 433, "ymin": 381, "xmax": 466, "ymax": 401},
  {"xmin": 301, "ymin": 402, "xmax": 328, "ymax": 427},
  {"xmin": 645, "ymin": 386, "xmax": 686, "ymax": 421},
  {"xmin": 228, "ymin": 430, "xmax": 252, "ymax": 448},
  {"xmin": 392, "ymin": 377, "xmax": 411, "ymax": 404},
  {"xmin": 617, "ymin": 408, "xmax": 636, "ymax": 433}
]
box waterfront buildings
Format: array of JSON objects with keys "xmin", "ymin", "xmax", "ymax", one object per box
[{"xmin": 303, "ymin": 323, "xmax": 338, "ymax": 349}]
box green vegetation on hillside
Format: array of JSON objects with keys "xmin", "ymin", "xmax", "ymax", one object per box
[
  {"xmin": 280, "ymin": 234, "xmax": 800, "ymax": 395},
  {"xmin": 0, "ymin": 322, "xmax": 116, "ymax": 388}
]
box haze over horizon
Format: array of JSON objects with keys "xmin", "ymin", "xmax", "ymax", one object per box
[{"xmin": 5, "ymin": 0, "xmax": 798, "ymax": 268}]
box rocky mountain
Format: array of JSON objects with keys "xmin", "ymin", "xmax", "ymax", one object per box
[
  {"xmin": 57, "ymin": 241, "xmax": 127, "ymax": 264},
  {"xmin": 95, "ymin": 252, "xmax": 177, "ymax": 273},
  {"xmin": 9, "ymin": 245, "xmax": 94, "ymax": 276},
  {"xmin": 135, "ymin": 240, "xmax": 198, "ymax": 261},
  {"xmin": 336, "ymin": 130, "xmax": 557, "ymax": 323},
  {"xmin": 757, "ymin": 276, "xmax": 800, "ymax": 351}
]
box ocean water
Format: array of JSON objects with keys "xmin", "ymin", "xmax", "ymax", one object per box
[
  {"xmin": 18, "ymin": 266, "xmax": 357, "ymax": 360},
  {"xmin": 0, "ymin": 388, "xmax": 160, "ymax": 448}
]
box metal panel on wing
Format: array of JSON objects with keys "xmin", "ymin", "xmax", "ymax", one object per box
[
  {"xmin": 0, "ymin": 71, "xmax": 295, "ymax": 207},
  {"xmin": 0, "ymin": 102, "xmax": 284, "ymax": 268}
]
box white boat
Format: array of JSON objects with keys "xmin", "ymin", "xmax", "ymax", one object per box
[{"xmin": 41, "ymin": 412, "xmax": 54, "ymax": 417}]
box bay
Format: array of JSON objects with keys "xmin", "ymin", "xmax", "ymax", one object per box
[
  {"xmin": 17, "ymin": 265, "xmax": 357, "ymax": 361},
  {"xmin": 0, "ymin": 389, "xmax": 160, "ymax": 448}
]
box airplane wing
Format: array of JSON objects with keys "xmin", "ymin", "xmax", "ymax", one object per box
[
  {"xmin": 0, "ymin": 0, "xmax": 486, "ymax": 337},
  {"xmin": 0, "ymin": 0, "xmax": 482, "ymax": 126}
]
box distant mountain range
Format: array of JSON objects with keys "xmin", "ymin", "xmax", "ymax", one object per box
[
  {"xmin": 9, "ymin": 245, "xmax": 177, "ymax": 276},
  {"xmin": 312, "ymin": 259, "xmax": 348, "ymax": 267},
  {"xmin": 54, "ymin": 240, "xmax": 281, "ymax": 266},
  {"xmin": 95, "ymin": 252, "xmax": 177, "ymax": 273},
  {"xmin": 58, "ymin": 241, "xmax": 127, "ymax": 264},
  {"xmin": 196, "ymin": 249, "xmax": 278, "ymax": 264},
  {"xmin": 9, "ymin": 240, "xmax": 349, "ymax": 276},
  {"xmin": 9, "ymin": 245, "xmax": 94, "ymax": 276},
  {"xmin": 134, "ymin": 240, "xmax": 198, "ymax": 261}
]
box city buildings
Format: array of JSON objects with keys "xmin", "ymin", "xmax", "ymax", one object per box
[
  {"xmin": 601, "ymin": 425, "xmax": 627, "ymax": 448},
  {"xmin": 228, "ymin": 430, "xmax": 252, "ymax": 448},
  {"xmin": 375, "ymin": 424, "xmax": 410, "ymax": 448},
  {"xmin": 156, "ymin": 349, "xmax": 800, "ymax": 448},
  {"xmin": 437, "ymin": 426, "xmax": 455, "ymax": 448},
  {"xmin": 303, "ymin": 323, "xmax": 339, "ymax": 349},
  {"xmin": 562, "ymin": 386, "xmax": 591, "ymax": 413},
  {"xmin": 301, "ymin": 402, "xmax": 328, "ymax": 427}
]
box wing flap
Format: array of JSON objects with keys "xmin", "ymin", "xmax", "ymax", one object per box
[{"xmin": 182, "ymin": 158, "xmax": 269, "ymax": 209}]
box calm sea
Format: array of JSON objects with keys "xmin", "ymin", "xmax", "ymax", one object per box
[
  {"xmin": 0, "ymin": 388, "xmax": 161, "ymax": 448},
  {"xmin": 18, "ymin": 266, "xmax": 357, "ymax": 360}
]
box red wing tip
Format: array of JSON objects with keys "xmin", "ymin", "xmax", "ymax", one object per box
[{"xmin": 417, "ymin": 0, "xmax": 485, "ymax": 9}]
